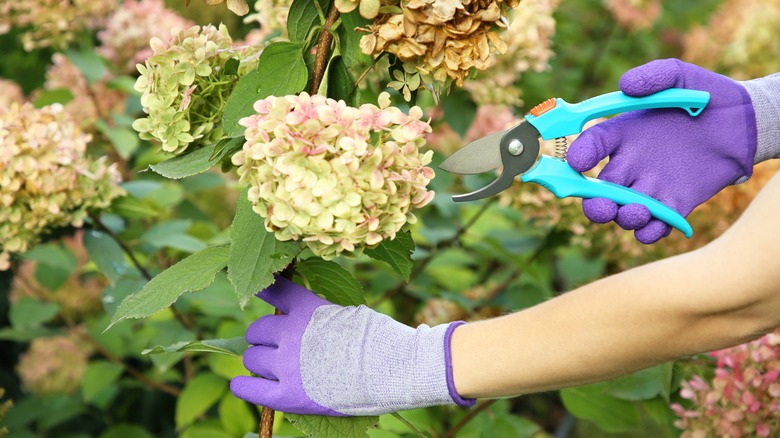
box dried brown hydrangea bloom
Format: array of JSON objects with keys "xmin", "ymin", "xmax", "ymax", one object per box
[{"xmin": 360, "ymin": 0, "xmax": 521, "ymax": 89}]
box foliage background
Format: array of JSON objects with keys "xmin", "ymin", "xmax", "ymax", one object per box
[{"xmin": 1, "ymin": 0, "xmax": 779, "ymax": 437}]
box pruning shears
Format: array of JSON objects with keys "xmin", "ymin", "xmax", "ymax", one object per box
[{"xmin": 439, "ymin": 89, "xmax": 711, "ymax": 238}]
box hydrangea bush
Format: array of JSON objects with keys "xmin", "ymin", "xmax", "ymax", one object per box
[{"xmin": 1, "ymin": 1, "xmax": 778, "ymax": 438}]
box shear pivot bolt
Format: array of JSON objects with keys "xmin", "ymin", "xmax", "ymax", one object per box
[{"xmin": 508, "ymin": 139, "xmax": 524, "ymax": 156}]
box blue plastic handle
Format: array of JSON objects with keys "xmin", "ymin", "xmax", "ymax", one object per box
[
  {"xmin": 521, "ymin": 156, "xmax": 693, "ymax": 238},
  {"xmin": 525, "ymin": 89, "xmax": 710, "ymax": 139}
]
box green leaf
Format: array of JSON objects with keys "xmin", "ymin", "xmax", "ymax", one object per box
[
  {"xmin": 222, "ymin": 42, "xmax": 309, "ymax": 137},
  {"xmin": 218, "ymin": 394, "xmax": 256, "ymax": 437},
  {"xmin": 442, "ymin": 87, "xmax": 477, "ymax": 138},
  {"xmin": 297, "ymin": 258, "xmax": 365, "ymax": 306},
  {"xmin": 9, "ymin": 298, "xmax": 59, "ymax": 330},
  {"xmin": 99, "ymin": 424, "xmax": 154, "ymax": 438},
  {"xmin": 33, "ymin": 88, "xmax": 74, "ymax": 108},
  {"xmin": 326, "ymin": 56, "xmax": 356, "ymax": 104},
  {"xmin": 24, "ymin": 243, "xmax": 77, "ymax": 291},
  {"xmin": 176, "ymin": 373, "xmax": 227, "ymax": 430},
  {"xmin": 288, "ymin": 0, "xmax": 331, "ymax": 43},
  {"xmin": 141, "ymin": 220, "xmax": 207, "ymax": 253},
  {"xmin": 96, "ymin": 120, "xmax": 140, "ymax": 159},
  {"xmin": 364, "ymin": 230, "xmax": 414, "ymax": 282},
  {"xmin": 81, "ymin": 361, "xmax": 124, "ymax": 403},
  {"xmin": 339, "ymin": 11, "xmax": 372, "ymax": 71},
  {"xmin": 84, "ymin": 229, "xmax": 135, "ymax": 284},
  {"xmin": 228, "ymin": 189, "xmax": 301, "ymax": 307},
  {"xmin": 143, "ymin": 337, "xmax": 248, "ymax": 357},
  {"xmin": 109, "ymin": 195, "xmax": 160, "ymax": 219},
  {"xmin": 149, "ymin": 144, "xmax": 216, "ymax": 179},
  {"xmin": 287, "ymin": 414, "xmax": 379, "ymax": 438},
  {"xmin": 0, "ymin": 327, "xmax": 59, "ymax": 341},
  {"xmin": 605, "ymin": 363, "xmax": 674, "ymax": 402},
  {"xmin": 560, "ymin": 384, "xmax": 642, "ymax": 433},
  {"xmin": 64, "ymin": 49, "xmax": 108, "ymax": 84},
  {"xmin": 108, "ymin": 246, "xmax": 230, "ymax": 329}
]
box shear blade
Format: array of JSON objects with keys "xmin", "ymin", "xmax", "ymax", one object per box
[{"xmin": 438, "ymin": 130, "xmax": 506, "ymax": 174}]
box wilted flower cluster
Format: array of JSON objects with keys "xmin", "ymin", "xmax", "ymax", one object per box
[
  {"xmin": 17, "ymin": 333, "xmax": 92, "ymax": 395},
  {"xmin": 603, "ymin": 0, "xmax": 661, "ymax": 32},
  {"xmin": 133, "ymin": 25, "xmax": 260, "ymax": 155},
  {"xmin": 0, "ymin": 0, "xmax": 116, "ymax": 51},
  {"xmin": 683, "ymin": 0, "xmax": 780, "ymax": 80},
  {"xmin": 97, "ymin": 0, "xmax": 193, "ymax": 74},
  {"xmin": 233, "ymin": 92, "xmax": 435, "ymax": 259},
  {"xmin": 672, "ymin": 329, "xmax": 780, "ymax": 437},
  {"xmin": 42, "ymin": 54, "xmax": 126, "ymax": 131},
  {"xmin": 464, "ymin": 0, "xmax": 560, "ymax": 106},
  {"xmin": 0, "ymin": 103, "xmax": 123, "ymax": 271},
  {"xmin": 360, "ymin": 0, "xmax": 521, "ymax": 88}
]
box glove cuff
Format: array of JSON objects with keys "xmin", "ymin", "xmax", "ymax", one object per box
[
  {"xmin": 741, "ymin": 73, "xmax": 780, "ymax": 165},
  {"xmin": 444, "ymin": 321, "xmax": 477, "ymax": 407}
]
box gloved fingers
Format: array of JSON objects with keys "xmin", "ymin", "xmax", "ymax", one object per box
[
  {"xmin": 242, "ymin": 345, "xmax": 280, "ymax": 380},
  {"xmin": 246, "ymin": 314, "xmax": 289, "ymax": 346},
  {"xmin": 619, "ymin": 59, "xmax": 685, "ymax": 97},
  {"xmin": 568, "ymin": 122, "xmax": 625, "ymax": 173},
  {"xmin": 634, "ymin": 219, "xmax": 672, "ymax": 244},
  {"xmin": 582, "ymin": 198, "xmax": 618, "ymax": 223},
  {"xmin": 615, "ymin": 203, "xmax": 652, "ymax": 230},
  {"xmin": 230, "ymin": 375, "xmax": 283, "ymax": 408},
  {"xmin": 256, "ymin": 276, "xmax": 327, "ymax": 314}
]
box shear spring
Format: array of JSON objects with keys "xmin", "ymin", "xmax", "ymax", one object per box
[{"xmin": 554, "ymin": 137, "xmax": 568, "ymax": 160}]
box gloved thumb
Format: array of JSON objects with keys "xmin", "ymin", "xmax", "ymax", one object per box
[{"xmin": 619, "ymin": 58, "xmax": 687, "ymax": 97}]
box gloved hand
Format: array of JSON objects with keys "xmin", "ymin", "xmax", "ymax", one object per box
[
  {"xmin": 567, "ymin": 58, "xmax": 758, "ymax": 243},
  {"xmin": 229, "ymin": 277, "xmax": 474, "ymax": 416}
]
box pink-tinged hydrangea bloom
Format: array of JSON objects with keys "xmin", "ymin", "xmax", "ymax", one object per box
[
  {"xmin": 672, "ymin": 329, "xmax": 780, "ymax": 437},
  {"xmin": 603, "ymin": 0, "xmax": 662, "ymax": 32},
  {"xmin": 97, "ymin": 0, "xmax": 193, "ymax": 74},
  {"xmin": 0, "ymin": 79, "xmax": 25, "ymax": 110},
  {"xmin": 133, "ymin": 25, "xmax": 260, "ymax": 155},
  {"xmin": 0, "ymin": 0, "xmax": 116, "ymax": 51},
  {"xmin": 233, "ymin": 92, "xmax": 435, "ymax": 259},
  {"xmin": 16, "ymin": 333, "xmax": 92, "ymax": 395},
  {"xmin": 0, "ymin": 103, "xmax": 124, "ymax": 271}
]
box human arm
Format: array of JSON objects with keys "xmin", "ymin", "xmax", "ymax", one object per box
[{"xmin": 451, "ymin": 169, "xmax": 780, "ymax": 398}]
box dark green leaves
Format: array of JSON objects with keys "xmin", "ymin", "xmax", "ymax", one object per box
[
  {"xmin": 339, "ymin": 11, "xmax": 373, "ymax": 71},
  {"xmin": 227, "ymin": 189, "xmax": 301, "ymax": 307},
  {"xmin": 442, "ymin": 87, "xmax": 477, "ymax": 138},
  {"xmin": 287, "ymin": 414, "xmax": 379, "ymax": 438},
  {"xmin": 297, "ymin": 258, "xmax": 364, "ymax": 306},
  {"xmin": 143, "ymin": 337, "xmax": 248, "ymax": 358},
  {"xmin": 365, "ymin": 230, "xmax": 415, "ymax": 281},
  {"xmin": 288, "ymin": 0, "xmax": 331, "ymax": 44},
  {"xmin": 108, "ymin": 246, "xmax": 230, "ymax": 329},
  {"xmin": 222, "ymin": 42, "xmax": 309, "ymax": 137},
  {"xmin": 83, "ymin": 229, "xmax": 136, "ymax": 284},
  {"xmin": 324, "ymin": 56, "xmax": 356, "ymax": 104},
  {"xmin": 149, "ymin": 144, "xmax": 217, "ymax": 179},
  {"xmin": 176, "ymin": 373, "xmax": 227, "ymax": 430}
]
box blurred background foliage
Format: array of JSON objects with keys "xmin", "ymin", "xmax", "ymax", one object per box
[{"xmin": 1, "ymin": 0, "xmax": 779, "ymax": 437}]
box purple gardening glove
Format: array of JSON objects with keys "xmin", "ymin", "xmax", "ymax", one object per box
[
  {"xmin": 567, "ymin": 58, "xmax": 757, "ymax": 244},
  {"xmin": 229, "ymin": 276, "xmax": 474, "ymax": 416}
]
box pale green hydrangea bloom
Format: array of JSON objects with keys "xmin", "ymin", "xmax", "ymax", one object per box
[
  {"xmin": 0, "ymin": 103, "xmax": 124, "ymax": 270},
  {"xmin": 133, "ymin": 24, "xmax": 260, "ymax": 155},
  {"xmin": 233, "ymin": 92, "xmax": 435, "ymax": 259}
]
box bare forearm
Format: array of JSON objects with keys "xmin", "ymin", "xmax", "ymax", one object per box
[{"xmin": 452, "ymin": 173, "xmax": 780, "ymax": 399}]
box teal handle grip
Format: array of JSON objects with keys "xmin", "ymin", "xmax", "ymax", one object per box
[
  {"xmin": 525, "ymin": 89, "xmax": 710, "ymax": 140},
  {"xmin": 521, "ymin": 156, "xmax": 693, "ymax": 238}
]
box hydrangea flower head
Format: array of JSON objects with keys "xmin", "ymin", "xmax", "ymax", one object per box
[
  {"xmin": 359, "ymin": 0, "xmax": 521, "ymax": 88},
  {"xmin": 0, "ymin": 103, "xmax": 123, "ymax": 270},
  {"xmin": 672, "ymin": 329, "xmax": 780, "ymax": 437},
  {"xmin": 133, "ymin": 24, "xmax": 260, "ymax": 154},
  {"xmin": 97, "ymin": 0, "xmax": 193, "ymax": 74},
  {"xmin": 17, "ymin": 334, "xmax": 91, "ymax": 395},
  {"xmin": 233, "ymin": 92, "xmax": 435, "ymax": 259}
]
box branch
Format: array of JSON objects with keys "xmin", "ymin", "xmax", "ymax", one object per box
[
  {"xmin": 309, "ymin": 4, "xmax": 340, "ymax": 95},
  {"xmin": 89, "ymin": 212, "xmax": 151, "ymax": 280},
  {"xmin": 442, "ymin": 399, "xmax": 497, "ymax": 438}
]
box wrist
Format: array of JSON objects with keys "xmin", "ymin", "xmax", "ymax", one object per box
[{"xmin": 444, "ymin": 321, "xmax": 477, "ymax": 406}]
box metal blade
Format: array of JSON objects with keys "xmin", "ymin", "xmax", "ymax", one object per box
[{"xmin": 438, "ymin": 129, "xmax": 507, "ymax": 174}]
